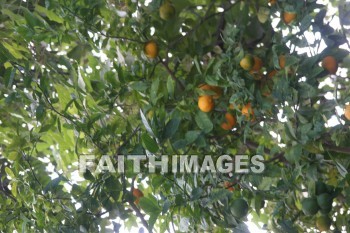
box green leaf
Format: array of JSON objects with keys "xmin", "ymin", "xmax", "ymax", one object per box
[
  {"xmin": 285, "ymin": 122, "xmax": 297, "ymax": 141},
  {"xmin": 185, "ymin": 131, "xmax": 201, "ymax": 144},
  {"xmin": 10, "ymin": 181, "xmax": 17, "ymax": 197},
  {"xmin": 36, "ymin": 104, "xmax": 46, "ymax": 121},
  {"xmin": 2, "ymin": 42, "xmax": 25, "ymax": 60},
  {"xmin": 195, "ymin": 111, "xmax": 213, "ymax": 133},
  {"xmin": 35, "ymin": 5, "xmax": 64, "ymax": 24},
  {"xmin": 150, "ymin": 77, "xmax": 160, "ymax": 105},
  {"xmin": 139, "ymin": 196, "xmax": 161, "ymax": 214},
  {"xmin": 285, "ymin": 144, "xmax": 302, "ymax": 163},
  {"xmin": 55, "ymin": 84, "xmax": 72, "ymax": 110},
  {"xmin": 190, "ymin": 187, "xmax": 203, "ymax": 201},
  {"xmin": 141, "ymin": 133, "xmax": 159, "ymax": 153},
  {"xmin": 163, "ymin": 118, "xmax": 181, "ymax": 139},
  {"xmin": 140, "ymin": 110, "xmax": 156, "ymax": 137},
  {"xmin": 172, "ymin": 139, "xmax": 187, "ymax": 150},
  {"xmin": 167, "ymin": 76, "xmax": 175, "ymax": 98},
  {"xmin": 5, "ymin": 167, "xmax": 15, "ymax": 179}
]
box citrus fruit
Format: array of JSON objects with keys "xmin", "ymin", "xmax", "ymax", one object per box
[
  {"xmin": 224, "ymin": 181, "xmax": 235, "ymax": 191},
  {"xmin": 317, "ymin": 193, "xmax": 333, "ymax": 212},
  {"xmin": 221, "ymin": 113, "xmax": 236, "ymax": 130},
  {"xmin": 344, "ymin": 104, "xmax": 350, "ymax": 120},
  {"xmin": 159, "ymin": 1, "xmax": 175, "ymax": 20},
  {"xmin": 279, "ymin": 55, "xmax": 286, "ymax": 69},
  {"xmin": 252, "ymin": 56, "xmax": 263, "ymax": 71},
  {"xmin": 198, "ymin": 95, "xmax": 214, "ymax": 112},
  {"xmin": 316, "ymin": 181, "xmax": 327, "ymax": 195},
  {"xmin": 249, "ymin": 70, "xmax": 263, "ymax": 80},
  {"xmin": 283, "ymin": 11, "xmax": 297, "ymax": 24},
  {"xmin": 316, "ymin": 215, "xmax": 331, "ymax": 232},
  {"xmin": 199, "ymin": 84, "xmax": 222, "ymax": 99},
  {"xmin": 301, "ymin": 197, "xmax": 319, "ymax": 216},
  {"xmin": 242, "ymin": 102, "xmax": 254, "ymax": 119},
  {"xmin": 133, "ymin": 188, "xmax": 144, "ymax": 205},
  {"xmin": 240, "ymin": 54, "xmax": 254, "ymax": 71},
  {"xmin": 144, "ymin": 41, "xmax": 158, "ymax": 59},
  {"xmin": 230, "ymin": 198, "xmax": 249, "ymax": 219},
  {"xmin": 322, "ymin": 56, "xmax": 338, "ymax": 74},
  {"xmin": 267, "ymin": 70, "xmax": 277, "ymax": 79}
]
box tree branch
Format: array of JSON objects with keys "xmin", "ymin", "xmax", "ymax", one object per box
[
  {"xmin": 160, "ymin": 60, "xmax": 186, "ymax": 90},
  {"xmin": 245, "ymin": 140, "xmax": 286, "ymax": 163},
  {"xmin": 128, "ymin": 200, "xmax": 150, "ymax": 232},
  {"xmin": 323, "ymin": 142, "xmax": 350, "ymax": 155}
]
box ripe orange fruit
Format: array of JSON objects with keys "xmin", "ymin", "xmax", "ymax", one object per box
[
  {"xmin": 252, "ymin": 56, "xmax": 263, "ymax": 71},
  {"xmin": 242, "ymin": 102, "xmax": 254, "ymax": 119},
  {"xmin": 144, "ymin": 41, "xmax": 158, "ymax": 59},
  {"xmin": 221, "ymin": 113, "xmax": 236, "ymax": 130},
  {"xmin": 240, "ymin": 54, "xmax": 254, "ymax": 71},
  {"xmin": 229, "ymin": 103, "xmax": 242, "ymax": 110},
  {"xmin": 322, "ymin": 56, "xmax": 338, "ymax": 74},
  {"xmin": 283, "ymin": 11, "xmax": 297, "ymax": 24},
  {"xmin": 344, "ymin": 104, "xmax": 350, "ymax": 120},
  {"xmin": 224, "ymin": 181, "xmax": 235, "ymax": 191},
  {"xmin": 269, "ymin": 0, "xmax": 277, "ymax": 5},
  {"xmin": 199, "ymin": 84, "xmax": 222, "ymax": 99},
  {"xmin": 133, "ymin": 188, "xmax": 144, "ymax": 205},
  {"xmin": 159, "ymin": 1, "xmax": 175, "ymax": 20},
  {"xmin": 198, "ymin": 95, "xmax": 214, "ymax": 112},
  {"xmin": 279, "ymin": 55, "xmax": 286, "ymax": 69}
]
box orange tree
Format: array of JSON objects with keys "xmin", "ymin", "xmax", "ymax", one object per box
[{"xmin": 0, "ymin": 0, "xmax": 350, "ymax": 232}]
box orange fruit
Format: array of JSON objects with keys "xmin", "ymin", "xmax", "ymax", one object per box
[
  {"xmin": 133, "ymin": 188, "xmax": 144, "ymax": 205},
  {"xmin": 199, "ymin": 84, "xmax": 222, "ymax": 99},
  {"xmin": 322, "ymin": 56, "xmax": 338, "ymax": 74},
  {"xmin": 159, "ymin": 1, "xmax": 175, "ymax": 20},
  {"xmin": 242, "ymin": 102, "xmax": 254, "ymax": 119},
  {"xmin": 249, "ymin": 70, "xmax": 263, "ymax": 80},
  {"xmin": 269, "ymin": 0, "xmax": 277, "ymax": 5},
  {"xmin": 279, "ymin": 55, "xmax": 286, "ymax": 69},
  {"xmin": 344, "ymin": 104, "xmax": 350, "ymax": 120},
  {"xmin": 224, "ymin": 181, "xmax": 235, "ymax": 191},
  {"xmin": 144, "ymin": 41, "xmax": 158, "ymax": 59},
  {"xmin": 240, "ymin": 54, "xmax": 254, "ymax": 71},
  {"xmin": 221, "ymin": 113, "xmax": 236, "ymax": 130},
  {"xmin": 198, "ymin": 95, "xmax": 214, "ymax": 112},
  {"xmin": 252, "ymin": 56, "xmax": 263, "ymax": 71},
  {"xmin": 229, "ymin": 103, "xmax": 242, "ymax": 110},
  {"xmin": 267, "ymin": 70, "xmax": 277, "ymax": 79},
  {"xmin": 283, "ymin": 11, "xmax": 297, "ymax": 24}
]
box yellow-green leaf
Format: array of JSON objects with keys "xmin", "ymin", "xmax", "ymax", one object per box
[{"xmin": 35, "ymin": 5, "xmax": 64, "ymax": 24}]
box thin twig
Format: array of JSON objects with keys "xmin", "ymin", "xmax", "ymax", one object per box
[{"xmin": 160, "ymin": 60, "xmax": 186, "ymax": 90}]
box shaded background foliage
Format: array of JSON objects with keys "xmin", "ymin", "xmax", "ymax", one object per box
[{"xmin": 0, "ymin": 0, "xmax": 350, "ymax": 232}]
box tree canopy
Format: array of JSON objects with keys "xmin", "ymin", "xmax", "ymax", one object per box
[{"xmin": 0, "ymin": 0, "xmax": 350, "ymax": 232}]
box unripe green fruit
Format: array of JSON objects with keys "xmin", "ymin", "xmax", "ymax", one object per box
[
  {"xmin": 230, "ymin": 198, "xmax": 249, "ymax": 219},
  {"xmin": 317, "ymin": 193, "xmax": 333, "ymax": 211},
  {"xmin": 159, "ymin": 2, "xmax": 175, "ymax": 20},
  {"xmin": 301, "ymin": 197, "xmax": 319, "ymax": 216}
]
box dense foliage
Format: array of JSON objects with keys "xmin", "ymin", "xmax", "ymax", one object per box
[{"xmin": 0, "ymin": 0, "xmax": 350, "ymax": 232}]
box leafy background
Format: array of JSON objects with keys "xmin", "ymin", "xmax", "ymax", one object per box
[{"xmin": 0, "ymin": 0, "xmax": 349, "ymax": 232}]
